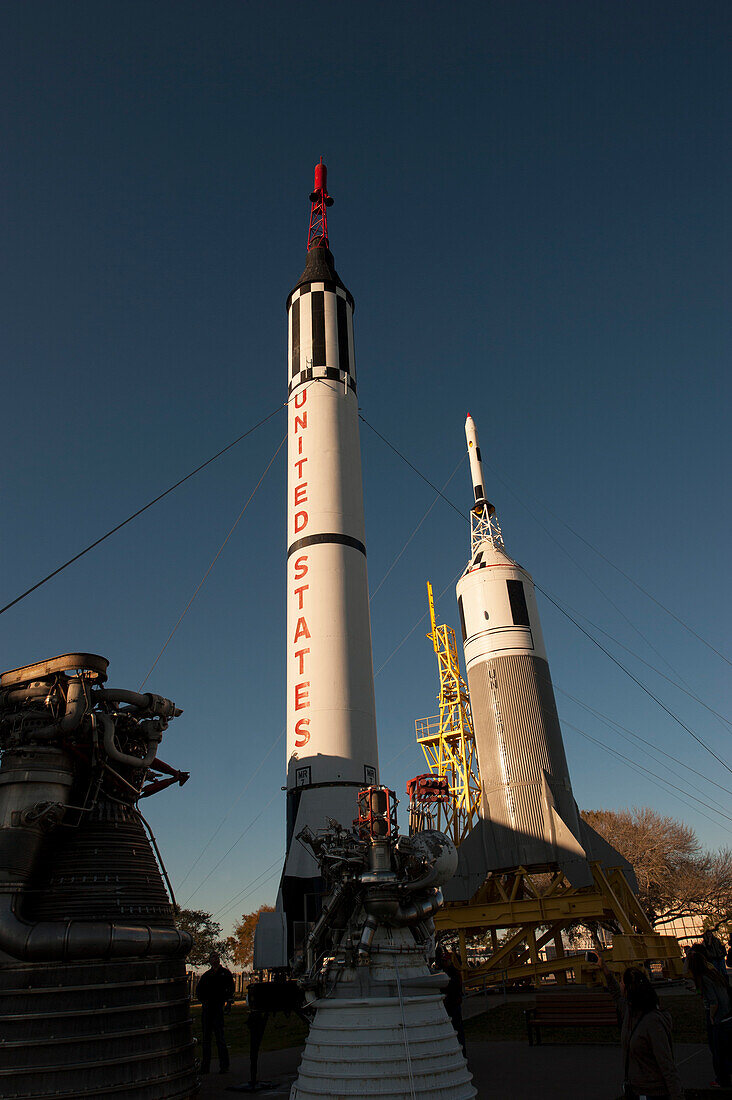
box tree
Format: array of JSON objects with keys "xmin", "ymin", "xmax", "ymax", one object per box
[
  {"xmin": 227, "ymin": 905, "xmax": 275, "ymax": 971},
  {"xmin": 175, "ymin": 908, "xmax": 232, "ymax": 966},
  {"xmin": 581, "ymin": 807, "xmax": 732, "ymax": 928}
]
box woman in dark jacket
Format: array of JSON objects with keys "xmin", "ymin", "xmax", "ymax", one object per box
[
  {"xmin": 688, "ymin": 950, "xmax": 732, "ymax": 1088},
  {"xmin": 597, "ymin": 959, "xmax": 683, "ymax": 1100}
]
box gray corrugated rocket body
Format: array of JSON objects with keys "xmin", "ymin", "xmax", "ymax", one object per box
[{"xmin": 445, "ymin": 415, "xmax": 635, "ymax": 900}]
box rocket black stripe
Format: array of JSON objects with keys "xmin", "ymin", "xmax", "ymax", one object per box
[
  {"xmin": 288, "ymin": 372, "xmax": 357, "ymax": 397},
  {"xmin": 287, "ymin": 533, "xmax": 366, "ymax": 558},
  {"xmin": 336, "ymin": 294, "xmax": 349, "ymax": 375},
  {"xmin": 286, "ymin": 281, "xmax": 354, "ymax": 311},
  {"xmin": 291, "ymin": 298, "xmax": 300, "ymax": 378},
  {"xmin": 311, "ymin": 291, "xmax": 326, "ymax": 367}
]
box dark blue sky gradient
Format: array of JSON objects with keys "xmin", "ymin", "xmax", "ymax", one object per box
[{"xmin": 0, "ymin": 2, "xmax": 729, "ymax": 927}]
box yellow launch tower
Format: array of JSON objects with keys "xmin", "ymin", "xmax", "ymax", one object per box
[{"xmin": 414, "ymin": 582, "xmax": 481, "ymax": 846}]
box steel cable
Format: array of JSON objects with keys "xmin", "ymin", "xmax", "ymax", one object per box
[
  {"xmin": 359, "ymin": 412, "xmax": 731, "ymax": 776},
  {"xmin": 0, "ymin": 401, "xmax": 286, "ymax": 618},
  {"xmin": 139, "ymin": 435, "xmax": 286, "ymax": 689}
]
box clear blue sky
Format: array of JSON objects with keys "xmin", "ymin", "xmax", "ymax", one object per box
[{"xmin": 1, "ymin": 2, "xmax": 729, "ymax": 932}]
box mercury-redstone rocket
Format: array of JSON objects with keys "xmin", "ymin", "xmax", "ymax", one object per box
[
  {"xmin": 280, "ymin": 161, "xmax": 380, "ymax": 949},
  {"xmin": 445, "ymin": 414, "xmax": 634, "ymax": 899}
]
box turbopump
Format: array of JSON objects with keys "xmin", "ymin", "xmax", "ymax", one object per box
[{"xmin": 294, "ymin": 786, "xmax": 457, "ymax": 991}]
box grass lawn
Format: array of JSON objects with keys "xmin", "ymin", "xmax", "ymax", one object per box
[
  {"xmin": 464, "ymin": 993, "xmax": 708, "ymax": 1045},
  {"xmin": 190, "ymin": 1002, "xmax": 308, "ymax": 1055},
  {"xmin": 190, "ymin": 991, "xmax": 707, "ymax": 1055}
]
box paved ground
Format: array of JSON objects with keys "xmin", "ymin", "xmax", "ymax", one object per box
[{"xmin": 198, "ymin": 1038, "xmax": 717, "ymax": 1099}]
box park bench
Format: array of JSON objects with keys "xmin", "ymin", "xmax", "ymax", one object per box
[{"xmin": 525, "ymin": 990, "xmax": 618, "ymax": 1045}]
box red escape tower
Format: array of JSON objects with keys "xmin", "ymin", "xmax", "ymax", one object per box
[{"xmin": 307, "ymin": 158, "xmax": 334, "ymax": 251}]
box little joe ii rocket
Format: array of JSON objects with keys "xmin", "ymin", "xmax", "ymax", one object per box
[
  {"xmin": 280, "ymin": 162, "xmax": 380, "ymax": 947},
  {"xmin": 446, "ymin": 414, "xmax": 633, "ymax": 898}
]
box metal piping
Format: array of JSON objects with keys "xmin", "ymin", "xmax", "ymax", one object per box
[
  {"xmin": 95, "ymin": 689, "xmax": 180, "ymax": 719},
  {"xmin": 95, "ymin": 712, "xmax": 160, "ymax": 770},
  {"xmin": 96, "ymin": 688, "xmax": 153, "ymax": 709},
  {"xmin": 364, "ymin": 886, "xmax": 443, "ymax": 928},
  {"xmin": 357, "ymin": 914, "xmax": 379, "ymax": 958},
  {"xmin": 0, "ymin": 889, "xmax": 190, "ymax": 960},
  {"xmin": 31, "ymin": 677, "xmax": 87, "ymax": 739}
]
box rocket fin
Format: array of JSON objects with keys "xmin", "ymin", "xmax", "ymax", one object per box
[
  {"xmin": 548, "ymin": 804, "xmax": 593, "ymax": 887},
  {"xmin": 579, "ymin": 818, "xmax": 639, "ymax": 893},
  {"xmin": 442, "ymin": 819, "xmax": 499, "ymax": 901},
  {"xmin": 539, "ymin": 771, "xmax": 592, "ymax": 887}
]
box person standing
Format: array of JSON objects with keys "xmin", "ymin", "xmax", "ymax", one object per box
[
  {"xmin": 703, "ymin": 930, "xmax": 728, "ymax": 979},
  {"xmin": 688, "ymin": 950, "xmax": 732, "ymax": 1089},
  {"xmin": 196, "ymin": 952, "xmax": 235, "ymax": 1075},
  {"xmin": 596, "ymin": 959, "xmax": 683, "ymax": 1100},
  {"xmin": 436, "ymin": 945, "xmax": 466, "ymax": 1058}
]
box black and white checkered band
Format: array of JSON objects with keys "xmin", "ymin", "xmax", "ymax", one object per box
[
  {"xmin": 288, "ymin": 283, "xmax": 357, "ymax": 396},
  {"xmin": 465, "ymin": 551, "xmax": 488, "ymax": 575}
]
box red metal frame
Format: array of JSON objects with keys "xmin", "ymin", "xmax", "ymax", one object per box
[
  {"xmin": 406, "ymin": 773, "xmax": 450, "ymax": 805},
  {"xmin": 354, "ymin": 785, "xmax": 399, "ymax": 839},
  {"xmin": 307, "ymin": 157, "xmax": 334, "ymax": 251},
  {"xmin": 139, "ymin": 757, "xmax": 190, "ymax": 799}
]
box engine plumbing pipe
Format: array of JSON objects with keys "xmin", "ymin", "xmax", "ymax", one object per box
[
  {"xmin": 95, "ymin": 690, "xmax": 180, "ymax": 719},
  {"xmin": 94, "ymin": 712, "xmax": 161, "ymax": 770},
  {"xmin": 0, "ymin": 891, "xmax": 190, "ymax": 961},
  {"xmin": 31, "ymin": 678, "xmax": 87, "ymax": 739}
]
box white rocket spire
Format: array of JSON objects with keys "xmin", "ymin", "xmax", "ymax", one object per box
[
  {"xmin": 465, "ymin": 413, "xmax": 494, "ymax": 517},
  {"xmin": 281, "ymin": 163, "xmax": 379, "ymax": 948}
]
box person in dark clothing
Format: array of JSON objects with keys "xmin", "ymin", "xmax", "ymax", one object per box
[
  {"xmin": 196, "ymin": 952, "xmax": 235, "ymax": 1075},
  {"xmin": 688, "ymin": 950, "xmax": 732, "ymax": 1088},
  {"xmin": 436, "ymin": 945, "xmax": 466, "ymax": 1058},
  {"xmin": 596, "ymin": 958, "xmax": 683, "ymax": 1100},
  {"xmin": 703, "ymin": 930, "xmax": 729, "ymax": 979}
]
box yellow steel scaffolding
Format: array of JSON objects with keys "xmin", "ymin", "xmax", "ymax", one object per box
[{"xmin": 414, "ymin": 582, "xmax": 481, "ymax": 846}]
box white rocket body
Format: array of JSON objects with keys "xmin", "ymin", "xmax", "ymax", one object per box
[
  {"xmin": 446, "ymin": 416, "xmax": 635, "ymax": 897},
  {"xmin": 282, "ymin": 246, "xmax": 379, "ymax": 914}
]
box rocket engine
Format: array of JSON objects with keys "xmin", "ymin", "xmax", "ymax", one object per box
[
  {"xmin": 0, "ymin": 652, "xmax": 197, "ymax": 1100},
  {"xmin": 289, "ymin": 787, "xmax": 475, "ymax": 1100}
]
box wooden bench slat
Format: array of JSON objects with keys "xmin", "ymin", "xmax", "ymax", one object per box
[{"xmin": 525, "ymin": 992, "xmax": 618, "ymax": 1045}]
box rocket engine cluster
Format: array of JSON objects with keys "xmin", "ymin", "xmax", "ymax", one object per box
[
  {"xmin": 0, "ymin": 652, "xmax": 196, "ymax": 1100},
  {"xmin": 294, "ymin": 787, "xmax": 455, "ymax": 982},
  {"xmin": 290, "ymin": 787, "xmax": 475, "ymax": 1100}
]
